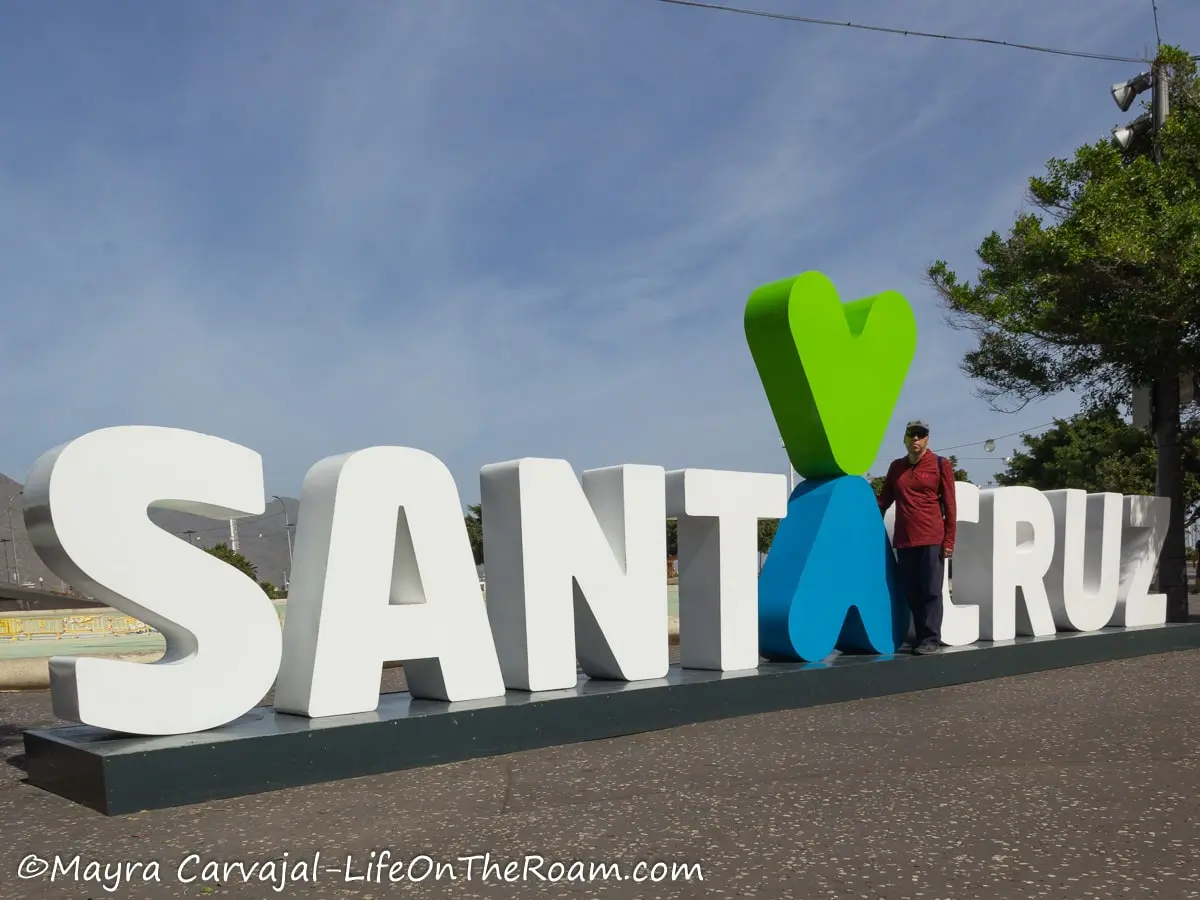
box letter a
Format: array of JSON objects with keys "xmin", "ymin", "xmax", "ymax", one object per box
[
  {"xmin": 759, "ymin": 476, "xmax": 908, "ymax": 662},
  {"xmin": 274, "ymin": 447, "xmax": 505, "ymax": 718}
]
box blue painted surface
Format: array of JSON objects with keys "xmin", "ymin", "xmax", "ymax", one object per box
[{"xmin": 758, "ymin": 475, "xmax": 907, "ymax": 662}]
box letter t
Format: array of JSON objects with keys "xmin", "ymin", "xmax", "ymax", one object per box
[{"xmin": 666, "ymin": 469, "xmax": 787, "ymax": 671}]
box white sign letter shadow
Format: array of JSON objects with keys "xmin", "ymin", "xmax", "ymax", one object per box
[
  {"xmin": 480, "ymin": 459, "xmax": 668, "ymax": 691},
  {"xmin": 1043, "ymin": 490, "xmax": 1122, "ymax": 632},
  {"xmin": 274, "ymin": 447, "xmax": 504, "ymax": 718},
  {"xmin": 22, "ymin": 426, "xmax": 279, "ymax": 735},
  {"xmin": 943, "ymin": 481, "xmax": 981, "ymax": 646},
  {"xmin": 666, "ymin": 468, "xmax": 786, "ymax": 671},
  {"xmin": 1109, "ymin": 494, "xmax": 1169, "ymax": 627},
  {"xmin": 955, "ymin": 486, "xmax": 1057, "ymax": 641}
]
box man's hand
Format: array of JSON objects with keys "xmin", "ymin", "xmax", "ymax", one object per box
[{"xmin": 941, "ymin": 547, "xmax": 953, "ymax": 561}]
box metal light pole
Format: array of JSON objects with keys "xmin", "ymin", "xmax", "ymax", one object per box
[
  {"xmin": 272, "ymin": 495, "xmax": 294, "ymax": 586},
  {"xmin": 1151, "ymin": 62, "xmax": 1169, "ymax": 161},
  {"xmin": 6, "ymin": 491, "xmax": 21, "ymax": 586},
  {"xmin": 1111, "ymin": 59, "xmax": 1187, "ymax": 620}
]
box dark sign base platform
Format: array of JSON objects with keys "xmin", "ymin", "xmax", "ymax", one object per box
[{"xmin": 23, "ymin": 623, "xmax": 1200, "ymax": 816}]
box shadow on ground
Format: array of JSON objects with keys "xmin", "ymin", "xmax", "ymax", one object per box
[{"xmin": 0, "ymin": 725, "xmax": 26, "ymax": 773}]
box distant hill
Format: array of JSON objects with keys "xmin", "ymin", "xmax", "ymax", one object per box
[{"xmin": 0, "ymin": 474, "xmax": 297, "ymax": 597}]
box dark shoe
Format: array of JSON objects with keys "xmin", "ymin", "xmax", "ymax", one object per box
[{"xmin": 913, "ymin": 642, "xmax": 940, "ymax": 656}]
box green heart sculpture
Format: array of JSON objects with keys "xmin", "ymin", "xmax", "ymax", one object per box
[{"xmin": 744, "ymin": 271, "xmax": 917, "ymax": 479}]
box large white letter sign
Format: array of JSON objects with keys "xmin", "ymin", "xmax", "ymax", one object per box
[
  {"xmin": 274, "ymin": 447, "xmax": 505, "ymax": 718},
  {"xmin": 479, "ymin": 459, "xmax": 668, "ymax": 691},
  {"xmin": 882, "ymin": 480, "xmax": 980, "ymax": 646},
  {"xmin": 954, "ymin": 486, "xmax": 1057, "ymax": 641},
  {"xmin": 665, "ymin": 468, "xmax": 786, "ymax": 671},
  {"xmin": 1109, "ymin": 494, "xmax": 1170, "ymax": 627},
  {"xmin": 22, "ymin": 426, "xmax": 280, "ymax": 735},
  {"xmin": 1043, "ymin": 490, "xmax": 1122, "ymax": 632}
]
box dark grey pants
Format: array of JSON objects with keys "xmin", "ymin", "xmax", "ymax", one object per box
[{"xmin": 896, "ymin": 545, "xmax": 945, "ymax": 647}]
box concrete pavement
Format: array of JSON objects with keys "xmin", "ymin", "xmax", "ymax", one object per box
[{"xmin": 2, "ymin": 645, "xmax": 1200, "ymax": 898}]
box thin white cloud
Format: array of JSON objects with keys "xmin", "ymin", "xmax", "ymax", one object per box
[{"xmin": 0, "ymin": 0, "xmax": 1188, "ymax": 508}]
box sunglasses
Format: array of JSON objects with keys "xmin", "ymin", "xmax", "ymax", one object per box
[{"xmin": 905, "ymin": 429, "xmax": 929, "ymax": 439}]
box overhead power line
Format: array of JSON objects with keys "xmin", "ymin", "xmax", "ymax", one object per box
[
  {"xmin": 651, "ymin": 0, "xmax": 1150, "ymax": 64},
  {"xmin": 934, "ymin": 422, "xmax": 1057, "ymax": 455}
]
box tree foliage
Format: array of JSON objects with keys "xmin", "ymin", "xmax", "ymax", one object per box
[
  {"xmin": 205, "ymin": 542, "xmax": 258, "ymax": 580},
  {"xmin": 204, "ymin": 543, "xmax": 282, "ymax": 598},
  {"xmin": 927, "ymin": 46, "xmax": 1200, "ymax": 413},
  {"xmin": 464, "ymin": 504, "xmax": 484, "ymax": 564},
  {"xmin": 926, "ymin": 44, "xmax": 1200, "ymax": 617},
  {"xmin": 995, "ymin": 407, "xmax": 1200, "ymax": 526},
  {"xmin": 757, "ymin": 519, "xmax": 778, "ymax": 554}
]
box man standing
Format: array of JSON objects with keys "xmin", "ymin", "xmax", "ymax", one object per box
[{"xmin": 877, "ymin": 420, "xmax": 957, "ymax": 655}]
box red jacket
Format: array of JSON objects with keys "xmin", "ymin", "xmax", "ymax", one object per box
[{"xmin": 878, "ymin": 452, "xmax": 957, "ymax": 553}]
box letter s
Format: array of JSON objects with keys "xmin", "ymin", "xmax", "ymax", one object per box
[{"xmin": 22, "ymin": 426, "xmax": 281, "ymax": 735}]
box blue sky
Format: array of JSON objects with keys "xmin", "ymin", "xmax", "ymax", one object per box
[{"xmin": 1, "ymin": 0, "xmax": 1195, "ymax": 506}]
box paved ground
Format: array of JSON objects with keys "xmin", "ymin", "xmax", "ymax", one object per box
[{"xmin": 2, "ymin": 645, "xmax": 1200, "ymax": 899}]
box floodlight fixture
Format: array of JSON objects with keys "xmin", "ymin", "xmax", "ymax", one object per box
[
  {"xmin": 1113, "ymin": 113, "xmax": 1152, "ymax": 150},
  {"xmin": 1112, "ymin": 71, "xmax": 1153, "ymax": 112}
]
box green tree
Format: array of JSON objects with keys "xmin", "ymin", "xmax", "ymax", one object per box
[
  {"xmin": 927, "ymin": 45, "xmax": 1200, "ymax": 619},
  {"xmin": 666, "ymin": 519, "xmax": 677, "ymax": 557},
  {"xmin": 869, "ymin": 455, "xmax": 971, "ymax": 498},
  {"xmin": 259, "ymin": 580, "xmax": 286, "ymax": 600},
  {"xmin": 204, "ymin": 543, "xmax": 281, "ymax": 598},
  {"xmin": 205, "ymin": 542, "xmax": 258, "ymax": 581},
  {"xmin": 996, "ymin": 407, "xmax": 1200, "ymax": 526},
  {"xmin": 464, "ymin": 504, "xmax": 484, "ymax": 564},
  {"xmin": 758, "ymin": 519, "xmax": 778, "ymax": 554}
]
